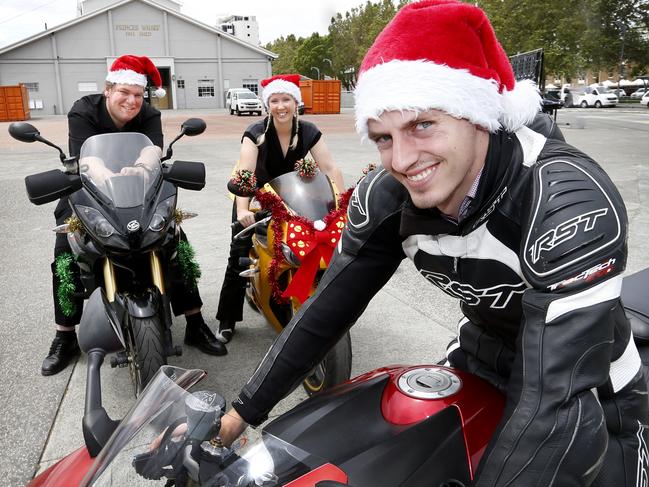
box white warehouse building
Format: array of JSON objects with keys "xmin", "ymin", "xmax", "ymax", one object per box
[{"xmin": 0, "ymin": 0, "xmax": 276, "ymax": 115}]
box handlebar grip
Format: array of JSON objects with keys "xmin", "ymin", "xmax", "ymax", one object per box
[{"xmin": 230, "ymin": 210, "xmax": 270, "ymax": 229}]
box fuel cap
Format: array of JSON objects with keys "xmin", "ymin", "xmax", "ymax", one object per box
[{"xmin": 397, "ymin": 366, "xmax": 462, "ymax": 399}]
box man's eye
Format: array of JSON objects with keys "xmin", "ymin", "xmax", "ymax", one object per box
[
  {"xmin": 373, "ymin": 135, "xmax": 392, "ymax": 148},
  {"xmin": 415, "ymin": 120, "xmax": 433, "ymax": 130}
]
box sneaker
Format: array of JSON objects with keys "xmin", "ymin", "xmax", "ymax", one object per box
[
  {"xmin": 184, "ymin": 321, "xmax": 227, "ymax": 356},
  {"xmin": 216, "ymin": 321, "xmax": 236, "ymax": 344},
  {"xmin": 41, "ymin": 334, "xmax": 80, "ymax": 376}
]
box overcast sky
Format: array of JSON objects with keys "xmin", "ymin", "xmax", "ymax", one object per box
[{"xmin": 0, "ymin": 0, "xmax": 371, "ymax": 49}]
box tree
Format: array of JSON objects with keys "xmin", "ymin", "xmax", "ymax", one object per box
[{"xmin": 265, "ymin": 35, "xmax": 303, "ymax": 75}]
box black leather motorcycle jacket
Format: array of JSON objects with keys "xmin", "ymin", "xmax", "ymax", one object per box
[{"xmin": 233, "ymin": 114, "xmax": 646, "ymax": 486}]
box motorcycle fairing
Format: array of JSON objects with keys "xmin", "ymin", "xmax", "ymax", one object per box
[
  {"xmin": 264, "ymin": 373, "xmax": 474, "ymax": 486},
  {"xmin": 27, "ymin": 447, "xmax": 93, "ymax": 487}
]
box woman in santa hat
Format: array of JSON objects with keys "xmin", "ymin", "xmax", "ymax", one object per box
[{"xmin": 215, "ymin": 74, "xmax": 344, "ymax": 344}]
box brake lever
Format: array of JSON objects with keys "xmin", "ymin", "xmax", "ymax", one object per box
[{"xmin": 233, "ymin": 216, "xmax": 272, "ymax": 240}]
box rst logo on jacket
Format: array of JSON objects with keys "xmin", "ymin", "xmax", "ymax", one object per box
[
  {"xmin": 420, "ymin": 270, "xmax": 527, "ymax": 309},
  {"xmin": 528, "ymin": 208, "xmax": 608, "ymax": 264}
]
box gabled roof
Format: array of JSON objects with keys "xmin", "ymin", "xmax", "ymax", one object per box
[{"xmin": 0, "ymin": 0, "xmax": 277, "ymax": 58}]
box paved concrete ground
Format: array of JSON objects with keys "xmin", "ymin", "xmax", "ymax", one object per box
[{"xmin": 0, "ymin": 107, "xmax": 648, "ymax": 486}]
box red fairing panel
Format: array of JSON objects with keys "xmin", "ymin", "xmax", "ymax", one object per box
[
  {"xmin": 285, "ymin": 463, "xmax": 348, "ymax": 486},
  {"xmin": 27, "ymin": 447, "xmax": 93, "ymax": 487},
  {"xmin": 380, "ymin": 366, "xmax": 505, "ymax": 478}
]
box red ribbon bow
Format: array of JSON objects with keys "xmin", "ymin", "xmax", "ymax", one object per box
[{"xmin": 282, "ymin": 216, "xmax": 346, "ymax": 303}]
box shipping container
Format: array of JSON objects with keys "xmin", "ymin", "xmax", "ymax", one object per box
[
  {"xmin": 299, "ymin": 79, "xmax": 341, "ymax": 114},
  {"xmin": 0, "ymin": 84, "xmax": 30, "ymax": 122}
]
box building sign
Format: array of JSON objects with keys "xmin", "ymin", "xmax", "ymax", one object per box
[{"xmin": 114, "ymin": 23, "xmax": 161, "ymax": 38}]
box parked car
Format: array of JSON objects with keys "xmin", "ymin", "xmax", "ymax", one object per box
[
  {"xmin": 630, "ymin": 88, "xmax": 647, "ymax": 99},
  {"xmin": 574, "ymin": 86, "xmax": 618, "ymax": 108},
  {"xmin": 225, "ymin": 88, "xmax": 263, "ymax": 116},
  {"xmin": 641, "ymin": 92, "xmax": 649, "ymax": 108},
  {"xmin": 611, "ymin": 88, "xmax": 627, "ymax": 98},
  {"xmin": 541, "ymin": 91, "xmax": 564, "ymax": 114}
]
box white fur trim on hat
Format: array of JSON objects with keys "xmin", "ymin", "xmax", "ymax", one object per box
[
  {"xmin": 106, "ymin": 69, "xmax": 148, "ymax": 87},
  {"xmin": 354, "ymin": 59, "xmax": 540, "ymax": 136},
  {"xmin": 262, "ymin": 79, "xmax": 302, "ymax": 108},
  {"xmin": 154, "ymin": 87, "xmax": 167, "ymax": 98}
]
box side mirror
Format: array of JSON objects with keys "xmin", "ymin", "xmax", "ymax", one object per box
[
  {"xmin": 9, "ymin": 122, "xmax": 41, "ymax": 143},
  {"xmin": 164, "ymin": 160, "xmax": 205, "ymax": 191},
  {"xmin": 181, "ymin": 118, "xmax": 206, "ymax": 137},
  {"xmin": 25, "ymin": 169, "xmax": 82, "ymax": 205}
]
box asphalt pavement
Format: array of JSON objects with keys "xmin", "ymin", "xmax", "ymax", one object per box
[{"xmin": 1, "ymin": 106, "xmax": 648, "ymax": 486}]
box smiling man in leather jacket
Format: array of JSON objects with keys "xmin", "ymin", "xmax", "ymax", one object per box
[{"xmin": 219, "ymin": 1, "xmax": 649, "ymax": 485}]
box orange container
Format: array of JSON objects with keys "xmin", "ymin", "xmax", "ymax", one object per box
[
  {"xmin": 0, "ymin": 84, "xmax": 30, "ymax": 122},
  {"xmin": 300, "ymin": 79, "xmax": 341, "ymax": 114}
]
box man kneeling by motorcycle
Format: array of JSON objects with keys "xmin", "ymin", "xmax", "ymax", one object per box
[
  {"xmin": 43, "ymin": 54, "xmax": 225, "ymax": 377},
  {"xmin": 216, "ymin": 2, "xmax": 649, "ymax": 486}
]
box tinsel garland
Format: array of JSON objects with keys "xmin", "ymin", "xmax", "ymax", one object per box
[
  {"xmin": 294, "ymin": 157, "xmax": 318, "ymax": 178},
  {"xmin": 229, "ymin": 169, "xmax": 257, "ymax": 195},
  {"xmin": 55, "ymin": 252, "xmax": 78, "ymax": 317},
  {"xmin": 176, "ymin": 240, "xmax": 202, "ymax": 290},
  {"xmin": 255, "ymin": 187, "xmax": 353, "ymax": 303}
]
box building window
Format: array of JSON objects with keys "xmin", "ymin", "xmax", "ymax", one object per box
[
  {"xmin": 197, "ymin": 79, "xmax": 215, "ymax": 97},
  {"xmin": 177, "ymin": 79, "xmax": 185, "ymax": 89},
  {"xmin": 23, "ymin": 82, "xmax": 39, "ymax": 92},
  {"xmin": 242, "ymin": 79, "xmax": 258, "ymax": 95}
]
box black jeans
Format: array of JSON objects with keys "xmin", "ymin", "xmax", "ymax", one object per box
[{"xmin": 215, "ymin": 203, "xmax": 252, "ymax": 323}]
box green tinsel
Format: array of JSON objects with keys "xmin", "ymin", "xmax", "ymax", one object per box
[
  {"xmin": 177, "ymin": 240, "xmax": 201, "ymax": 290},
  {"xmin": 55, "ymin": 252, "xmax": 78, "ymax": 317}
]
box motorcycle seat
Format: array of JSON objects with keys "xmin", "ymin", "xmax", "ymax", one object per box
[{"xmin": 621, "ymin": 268, "xmax": 649, "ymax": 345}]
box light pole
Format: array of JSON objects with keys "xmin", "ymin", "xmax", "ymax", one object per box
[
  {"xmin": 323, "ymin": 58, "xmax": 333, "ymax": 78},
  {"xmin": 615, "ymin": 21, "xmax": 627, "ymax": 83},
  {"xmin": 311, "ymin": 66, "xmax": 320, "ymax": 80}
]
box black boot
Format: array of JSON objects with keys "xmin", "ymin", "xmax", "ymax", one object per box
[
  {"xmin": 41, "ymin": 332, "xmax": 80, "ymax": 376},
  {"xmin": 184, "ymin": 319, "xmax": 227, "ymax": 356},
  {"xmin": 216, "ymin": 320, "xmax": 236, "ymax": 344}
]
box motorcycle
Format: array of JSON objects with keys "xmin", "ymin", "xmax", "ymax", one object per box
[
  {"xmin": 10, "ymin": 119, "xmax": 207, "ymax": 398},
  {"xmin": 234, "ymin": 170, "xmax": 353, "ymax": 394},
  {"xmin": 28, "ymin": 265, "xmax": 649, "ymax": 486}
]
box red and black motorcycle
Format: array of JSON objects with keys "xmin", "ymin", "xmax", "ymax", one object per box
[{"xmin": 29, "ymin": 267, "xmax": 649, "ymax": 487}]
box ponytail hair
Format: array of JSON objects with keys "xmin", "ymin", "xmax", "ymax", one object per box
[{"xmin": 256, "ymin": 110, "xmax": 301, "ymax": 150}]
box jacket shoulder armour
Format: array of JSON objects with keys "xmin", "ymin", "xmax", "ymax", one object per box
[
  {"xmin": 520, "ymin": 155, "xmax": 627, "ymax": 291},
  {"xmin": 343, "ymin": 168, "xmax": 408, "ymax": 255}
]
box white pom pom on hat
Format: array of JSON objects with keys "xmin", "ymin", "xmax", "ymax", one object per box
[
  {"xmin": 106, "ymin": 54, "xmax": 166, "ymax": 97},
  {"xmin": 354, "ymin": 0, "xmax": 541, "ymax": 136}
]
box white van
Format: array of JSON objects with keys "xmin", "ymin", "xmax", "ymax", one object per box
[
  {"xmin": 225, "ymin": 88, "xmax": 263, "ymax": 116},
  {"xmin": 563, "ymin": 86, "xmax": 617, "ymax": 108}
]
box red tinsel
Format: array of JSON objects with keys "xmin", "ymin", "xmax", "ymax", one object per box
[{"xmin": 256, "ymin": 187, "xmax": 353, "ymax": 304}]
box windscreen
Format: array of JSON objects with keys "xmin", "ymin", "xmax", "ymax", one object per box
[
  {"xmin": 79, "ymin": 133, "xmax": 162, "ymax": 208},
  {"xmin": 80, "ymin": 366, "xmax": 327, "ymax": 486},
  {"xmin": 267, "ymin": 172, "xmax": 336, "ymax": 221}
]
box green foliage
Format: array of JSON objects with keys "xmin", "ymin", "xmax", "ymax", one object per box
[
  {"xmin": 265, "ymin": 0, "xmax": 649, "ymax": 86},
  {"xmin": 479, "ymin": 0, "xmax": 649, "ymax": 80},
  {"xmin": 176, "ymin": 240, "xmax": 201, "ymax": 291},
  {"xmin": 55, "ymin": 252, "xmax": 78, "ymax": 317}
]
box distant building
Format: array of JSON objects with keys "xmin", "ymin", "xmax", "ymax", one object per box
[
  {"xmin": 218, "ymin": 15, "xmax": 260, "ymax": 46},
  {"xmin": 0, "ymin": 0, "xmax": 276, "ymax": 115}
]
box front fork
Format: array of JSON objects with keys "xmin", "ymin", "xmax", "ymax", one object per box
[{"xmin": 102, "ymin": 251, "xmax": 179, "ymax": 357}]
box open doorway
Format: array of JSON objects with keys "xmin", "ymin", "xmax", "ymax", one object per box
[{"xmin": 148, "ymin": 67, "xmax": 172, "ymax": 110}]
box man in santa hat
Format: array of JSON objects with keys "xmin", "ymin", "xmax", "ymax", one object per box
[
  {"xmin": 215, "ymin": 2, "xmax": 647, "ymax": 484},
  {"xmin": 42, "ymin": 55, "xmax": 225, "ymax": 378}
]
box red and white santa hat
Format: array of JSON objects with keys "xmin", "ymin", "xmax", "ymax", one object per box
[
  {"xmin": 106, "ymin": 54, "xmax": 166, "ymax": 98},
  {"xmin": 354, "ymin": 0, "xmax": 540, "ymax": 136},
  {"xmin": 261, "ymin": 74, "xmax": 302, "ymax": 108}
]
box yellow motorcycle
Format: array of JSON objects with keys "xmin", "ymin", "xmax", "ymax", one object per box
[{"xmin": 235, "ymin": 170, "xmax": 352, "ymax": 395}]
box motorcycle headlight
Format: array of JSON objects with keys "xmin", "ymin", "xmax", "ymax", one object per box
[
  {"xmin": 149, "ymin": 213, "xmax": 166, "ymax": 232},
  {"xmin": 142, "ymin": 195, "xmax": 176, "ymax": 248},
  {"xmin": 76, "ymin": 205, "xmax": 128, "ymax": 250}
]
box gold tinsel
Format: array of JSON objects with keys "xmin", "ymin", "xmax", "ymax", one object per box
[{"xmin": 65, "ymin": 216, "xmax": 85, "ymax": 234}]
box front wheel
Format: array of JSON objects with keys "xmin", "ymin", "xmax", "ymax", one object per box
[
  {"xmin": 128, "ymin": 315, "xmax": 167, "ymax": 396},
  {"xmin": 580, "ymin": 100, "xmax": 589, "ymax": 108},
  {"xmin": 302, "ymin": 332, "xmax": 352, "ymax": 396},
  {"xmin": 594, "ymin": 101, "xmax": 602, "ymax": 108}
]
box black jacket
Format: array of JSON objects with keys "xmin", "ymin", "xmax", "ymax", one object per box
[
  {"xmin": 233, "ymin": 114, "xmax": 640, "ymax": 485},
  {"xmin": 67, "ymin": 94, "xmax": 163, "ymax": 157}
]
